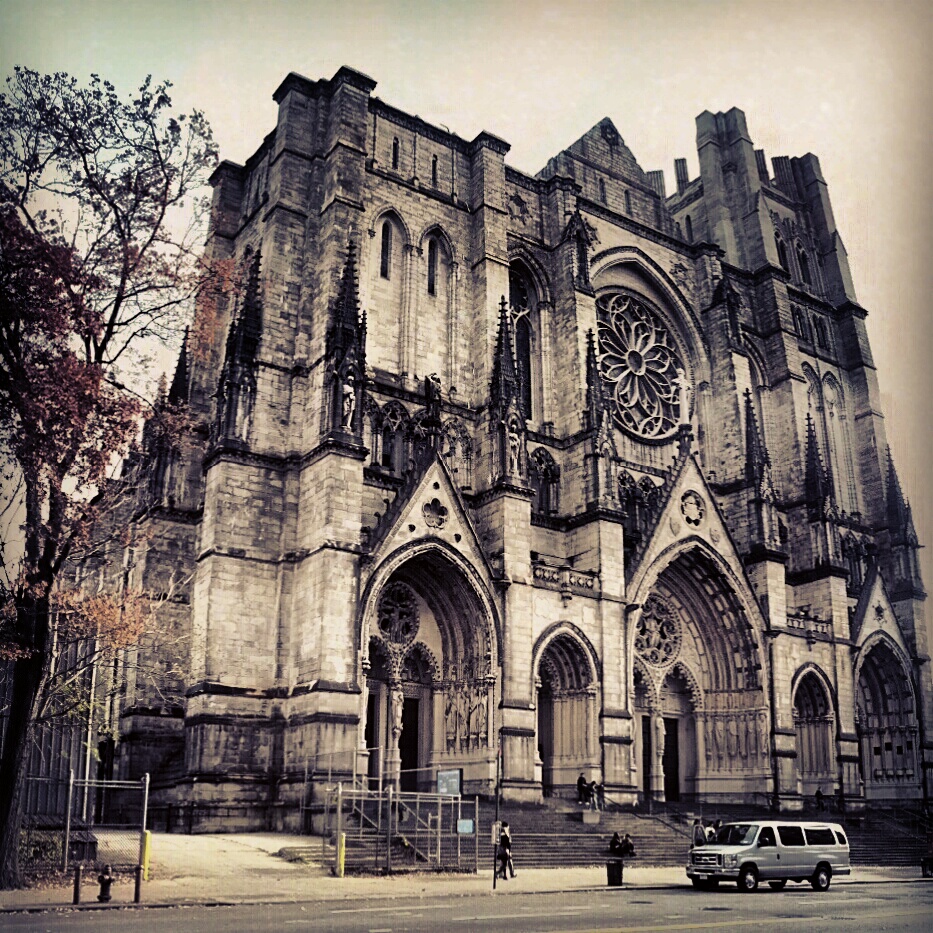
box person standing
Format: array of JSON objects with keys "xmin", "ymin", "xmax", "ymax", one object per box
[
  {"xmin": 499, "ymin": 821, "xmax": 516, "ymax": 878},
  {"xmin": 692, "ymin": 818, "xmax": 707, "ymax": 847},
  {"xmin": 577, "ymin": 772, "xmax": 587, "ymax": 806}
]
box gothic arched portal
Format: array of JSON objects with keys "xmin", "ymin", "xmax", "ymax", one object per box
[
  {"xmin": 792, "ymin": 669, "xmax": 835, "ymax": 798},
  {"xmin": 632, "ymin": 544, "xmax": 768, "ymax": 804},
  {"xmin": 361, "ymin": 546, "xmax": 498, "ymax": 793},
  {"xmin": 856, "ymin": 638, "xmax": 920, "ymax": 800},
  {"xmin": 534, "ymin": 629, "xmax": 597, "ymax": 797}
]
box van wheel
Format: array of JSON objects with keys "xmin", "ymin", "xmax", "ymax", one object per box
[
  {"xmin": 738, "ymin": 866, "xmax": 759, "ymax": 892},
  {"xmin": 811, "ymin": 864, "xmax": 832, "ymax": 891},
  {"xmin": 768, "ymin": 880, "xmax": 787, "ymax": 890}
]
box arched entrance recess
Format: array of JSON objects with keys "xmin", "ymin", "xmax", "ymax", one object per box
[
  {"xmin": 360, "ymin": 545, "xmax": 498, "ymax": 793},
  {"xmin": 855, "ymin": 637, "xmax": 920, "ymax": 800},
  {"xmin": 792, "ymin": 668, "xmax": 835, "ymax": 799},
  {"xmin": 631, "ymin": 544, "xmax": 769, "ymax": 804},
  {"xmin": 533, "ymin": 626, "xmax": 599, "ymax": 797}
]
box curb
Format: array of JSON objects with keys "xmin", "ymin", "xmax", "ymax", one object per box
[{"xmin": 2, "ymin": 875, "xmax": 930, "ymax": 914}]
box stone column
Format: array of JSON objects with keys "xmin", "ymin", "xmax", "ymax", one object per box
[
  {"xmin": 387, "ymin": 682, "xmax": 404, "ymax": 790},
  {"xmin": 651, "ymin": 710, "xmax": 666, "ymax": 801}
]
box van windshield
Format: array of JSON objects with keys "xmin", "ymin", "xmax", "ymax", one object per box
[{"xmin": 716, "ymin": 824, "xmax": 759, "ymax": 846}]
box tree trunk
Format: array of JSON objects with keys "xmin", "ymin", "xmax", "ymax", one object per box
[
  {"xmin": 0, "ymin": 593, "xmax": 51, "ymax": 890},
  {"xmin": 0, "ymin": 652, "xmax": 46, "ymax": 888}
]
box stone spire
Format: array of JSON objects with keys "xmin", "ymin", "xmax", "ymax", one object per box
[
  {"xmin": 216, "ymin": 249, "xmax": 263, "ymax": 445},
  {"xmin": 804, "ymin": 413, "xmax": 834, "ymax": 520},
  {"xmin": 168, "ymin": 327, "xmax": 190, "ymax": 405},
  {"xmin": 584, "ymin": 329, "xmax": 605, "ymax": 431},
  {"xmin": 885, "ymin": 449, "xmax": 918, "ymax": 546},
  {"xmin": 489, "ymin": 295, "xmax": 519, "ymax": 415},
  {"xmin": 325, "ymin": 240, "xmax": 367, "ymax": 437},
  {"xmin": 744, "ymin": 390, "xmax": 772, "ymax": 491}
]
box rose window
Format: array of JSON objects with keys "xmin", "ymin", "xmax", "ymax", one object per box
[
  {"xmin": 596, "ymin": 293, "xmax": 687, "ymax": 439},
  {"xmin": 377, "ymin": 582, "xmax": 419, "ymax": 644},
  {"xmin": 634, "ymin": 596, "xmax": 681, "ymax": 666}
]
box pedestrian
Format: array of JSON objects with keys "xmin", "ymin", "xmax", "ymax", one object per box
[
  {"xmin": 588, "ymin": 780, "xmax": 599, "ymax": 810},
  {"xmin": 577, "ymin": 772, "xmax": 587, "ymax": 806},
  {"xmin": 620, "ymin": 833, "xmax": 636, "ymax": 859},
  {"xmin": 596, "ymin": 782, "xmax": 606, "ymax": 811},
  {"xmin": 499, "ymin": 821, "xmax": 516, "ymax": 878},
  {"xmin": 707, "ymin": 819, "xmax": 721, "ymax": 843},
  {"xmin": 815, "ymin": 786, "xmax": 825, "ymax": 811},
  {"xmin": 609, "ymin": 831, "xmax": 624, "ymax": 857},
  {"xmin": 692, "ymin": 818, "xmax": 706, "ymax": 847}
]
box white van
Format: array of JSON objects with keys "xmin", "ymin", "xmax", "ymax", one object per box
[{"xmin": 686, "ymin": 820, "xmax": 850, "ymax": 892}]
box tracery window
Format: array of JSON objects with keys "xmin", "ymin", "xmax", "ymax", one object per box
[
  {"xmin": 775, "ymin": 233, "xmax": 789, "ymax": 272},
  {"xmin": 380, "ymin": 220, "xmax": 393, "ymax": 279},
  {"xmin": 427, "ymin": 238, "xmax": 438, "ymax": 295},
  {"xmin": 509, "ymin": 267, "xmax": 535, "ymax": 419},
  {"xmin": 377, "ymin": 582, "xmax": 419, "ymax": 644},
  {"xmin": 797, "ymin": 246, "xmax": 812, "ymax": 286},
  {"xmin": 596, "ymin": 293, "xmax": 688, "ymax": 440},
  {"xmin": 634, "ymin": 595, "xmax": 682, "ymax": 667},
  {"xmin": 529, "ymin": 448, "xmax": 560, "ymax": 515}
]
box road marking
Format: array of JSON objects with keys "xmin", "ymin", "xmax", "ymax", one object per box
[
  {"xmin": 545, "ymin": 907, "xmax": 933, "ymax": 933},
  {"xmin": 331, "ymin": 905, "xmax": 437, "ymax": 914}
]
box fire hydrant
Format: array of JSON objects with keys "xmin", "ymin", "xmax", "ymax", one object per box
[{"xmin": 97, "ymin": 865, "xmax": 114, "ymax": 902}]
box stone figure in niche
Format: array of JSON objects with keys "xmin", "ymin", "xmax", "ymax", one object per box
[
  {"xmin": 653, "ymin": 713, "xmax": 665, "ymax": 760},
  {"xmin": 425, "ymin": 372, "xmax": 442, "ymax": 421},
  {"xmin": 508, "ymin": 425, "xmax": 521, "ymax": 476},
  {"xmin": 673, "ymin": 368, "xmax": 691, "ymax": 424},
  {"xmin": 391, "ymin": 686, "xmax": 404, "ymax": 737},
  {"xmin": 474, "ymin": 691, "xmax": 487, "ymax": 746},
  {"xmin": 342, "ymin": 372, "xmax": 356, "ymax": 428},
  {"xmin": 758, "ymin": 711, "xmax": 769, "ymax": 761},
  {"xmin": 713, "ymin": 717, "xmax": 726, "ymax": 765},
  {"xmin": 727, "ymin": 716, "xmax": 739, "ymax": 759}
]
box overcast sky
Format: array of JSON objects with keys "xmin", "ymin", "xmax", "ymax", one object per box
[{"xmin": 2, "ymin": 0, "xmax": 931, "ymax": 585}]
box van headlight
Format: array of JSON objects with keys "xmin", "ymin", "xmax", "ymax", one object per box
[{"xmin": 724, "ymin": 854, "xmax": 738, "ymax": 867}]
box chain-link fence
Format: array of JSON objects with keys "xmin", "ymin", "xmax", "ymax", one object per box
[{"xmin": 20, "ymin": 772, "xmax": 149, "ymax": 872}]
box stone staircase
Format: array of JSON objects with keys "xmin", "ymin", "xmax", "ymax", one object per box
[
  {"xmin": 483, "ymin": 799, "xmax": 691, "ymax": 869},
  {"xmin": 310, "ymin": 796, "xmax": 931, "ymax": 873}
]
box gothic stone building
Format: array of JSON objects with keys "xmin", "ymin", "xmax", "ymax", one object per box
[{"xmin": 120, "ymin": 66, "xmax": 930, "ymax": 827}]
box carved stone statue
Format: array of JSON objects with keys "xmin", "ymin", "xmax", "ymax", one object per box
[
  {"xmin": 673, "ymin": 368, "xmax": 691, "ymax": 424},
  {"xmin": 391, "ymin": 686, "xmax": 404, "ymax": 737},
  {"xmin": 508, "ymin": 426, "xmax": 521, "ymax": 475},
  {"xmin": 653, "ymin": 713, "xmax": 665, "ymax": 760},
  {"xmin": 342, "ymin": 372, "xmax": 356, "ymax": 427}
]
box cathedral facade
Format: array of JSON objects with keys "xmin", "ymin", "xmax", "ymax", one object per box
[{"xmin": 120, "ymin": 66, "xmax": 930, "ymax": 827}]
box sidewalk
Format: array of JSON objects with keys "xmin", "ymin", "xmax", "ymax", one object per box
[{"xmin": 0, "ymin": 832, "xmax": 927, "ymax": 912}]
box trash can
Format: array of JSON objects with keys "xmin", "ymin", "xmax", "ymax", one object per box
[{"xmin": 606, "ymin": 858, "xmax": 623, "ymax": 886}]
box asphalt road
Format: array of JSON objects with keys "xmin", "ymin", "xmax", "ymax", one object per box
[{"xmin": 5, "ymin": 882, "xmax": 933, "ymax": 933}]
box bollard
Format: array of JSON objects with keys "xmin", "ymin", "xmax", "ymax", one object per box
[
  {"xmin": 134, "ymin": 865, "xmax": 142, "ymax": 903},
  {"xmin": 97, "ymin": 864, "xmax": 114, "ymax": 902},
  {"xmin": 72, "ymin": 864, "xmax": 82, "ymax": 905}
]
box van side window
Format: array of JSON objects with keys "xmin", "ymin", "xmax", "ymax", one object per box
[
  {"xmin": 805, "ymin": 827, "xmax": 835, "ymax": 845},
  {"xmin": 758, "ymin": 827, "xmax": 776, "ymax": 847},
  {"xmin": 777, "ymin": 825, "xmax": 806, "ymax": 846},
  {"xmin": 834, "ymin": 830, "xmax": 848, "ymax": 846}
]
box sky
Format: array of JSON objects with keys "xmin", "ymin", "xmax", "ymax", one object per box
[{"xmin": 2, "ymin": 0, "xmax": 931, "ymax": 585}]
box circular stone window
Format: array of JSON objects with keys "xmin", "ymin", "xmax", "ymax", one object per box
[
  {"xmin": 377, "ymin": 582, "xmax": 419, "ymax": 645},
  {"xmin": 634, "ymin": 595, "xmax": 682, "ymax": 667},
  {"xmin": 596, "ymin": 293, "xmax": 688, "ymax": 440}
]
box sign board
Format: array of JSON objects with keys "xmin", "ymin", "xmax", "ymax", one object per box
[
  {"xmin": 436, "ymin": 768, "xmax": 462, "ymax": 796},
  {"xmin": 457, "ymin": 818, "xmax": 475, "ymax": 835},
  {"xmin": 491, "ymin": 819, "xmax": 502, "ymax": 844}
]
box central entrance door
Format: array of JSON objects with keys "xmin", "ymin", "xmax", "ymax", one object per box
[
  {"xmin": 663, "ymin": 717, "xmax": 680, "ymax": 801},
  {"xmin": 399, "ymin": 697, "xmax": 420, "ymax": 791}
]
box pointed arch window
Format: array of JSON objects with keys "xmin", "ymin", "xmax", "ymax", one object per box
[
  {"xmin": 793, "ymin": 305, "xmax": 811, "ymax": 341},
  {"xmin": 624, "ymin": 190, "xmax": 632, "ymax": 214},
  {"xmin": 598, "ymin": 178, "xmax": 607, "ymax": 204},
  {"xmin": 529, "ymin": 448, "xmax": 560, "ymax": 515},
  {"xmin": 814, "ymin": 317, "xmax": 829, "ymax": 350},
  {"xmin": 775, "ymin": 233, "xmax": 789, "ymax": 271},
  {"xmin": 380, "ymin": 220, "xmax": 393, "ymax": 279},
  {"xmin": 509, "ymin": 268, "xmax": 534, "ymax": 419},
  {"xmin": 684, "ymin": 214, "xmax": 693, "ymax": 243},
  {"xmin": 798, "ymin": 246, "xmax": 812, "ymax": 286},
  {"xmin": 392, "ymin": 137, "xmax": 400, "ymax": 170},
  {"xmin": 431, "ymin": 154, "xmax": 438, "ymax": 188},
  {"xmin": 427, "ymin": 238, "xmax": 438, "ymax": 295}
]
